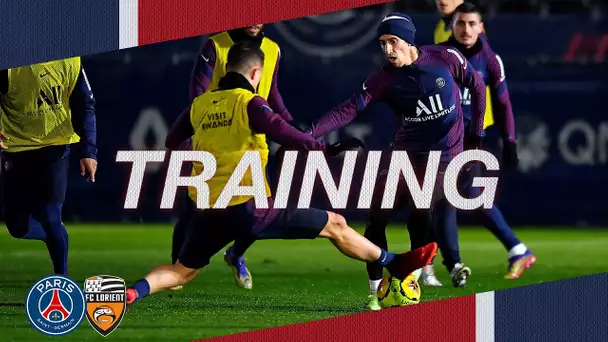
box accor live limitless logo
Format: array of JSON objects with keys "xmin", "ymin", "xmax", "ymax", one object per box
[{"xmin": 116, "ymin": 150, "xmax": 500, "ymax": 211}]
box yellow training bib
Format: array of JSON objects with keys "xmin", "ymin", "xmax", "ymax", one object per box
[
  {"xmin": 207, "ymin": 32, "xmax": 279, "ymax": 100},
  {"xmin": 435, "ymin": 19, "xmax": 494, "ymax": 129},
  {"xmin": 0, "ymin": 57, "xmax": 81, "ymax": 152},
  {"xmin": 189, "ymin": 88, "xmax": 271, "ymax": 208}
]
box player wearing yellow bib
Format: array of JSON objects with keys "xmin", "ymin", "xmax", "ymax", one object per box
[
  {"xmin": 0, "ymin": 57, "xmax": 97, "ymax": 275},
  {"xmin": 126, "ymin": 42, "xmax": 438, "ymax": 306},
  {"xmin": 435, "ymin": 0, "xmax": 493, "ymax": 129},
  {"xmin": 170, "ymin": 25, "xmax": 298, "ymax": 290}
]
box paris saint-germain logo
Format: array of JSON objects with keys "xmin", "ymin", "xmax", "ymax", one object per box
[{"xmin": 25, "ymin": 275, "xmax": 86, "ymax": 336}]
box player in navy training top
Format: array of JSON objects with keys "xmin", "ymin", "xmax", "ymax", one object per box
[
  {"xmin": 307, "ymin": 13, "xmax": 486, "ymax": 310},
  {"xmin": 435, "ymin": 2, "xmax": 535, "ymax": 285}
]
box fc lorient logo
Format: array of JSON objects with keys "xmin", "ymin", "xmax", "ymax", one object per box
[{"xmin": 116, "ymin": 150, "xmax": 500, "ymax": 211}]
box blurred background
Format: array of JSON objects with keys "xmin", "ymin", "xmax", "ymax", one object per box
[{"xmin": 5, "ymin": 0, "xmax": 606, "ymax": 227}]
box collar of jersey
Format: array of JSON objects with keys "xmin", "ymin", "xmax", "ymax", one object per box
[
  {"xmin": 447, "ymin": 35, "xmax": 483, "ymax": 58},
  {"xmin": 217, "ymin": 72, "xmax": 256, "ymax": 93}
]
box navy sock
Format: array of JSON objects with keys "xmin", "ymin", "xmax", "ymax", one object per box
[
  {"xmin": 376, "ymin": 249, "xmax": 396, "ymax": 267},
  {"xmin": 36, "ymin": 204, "xmax": 68, "ymax": 275},
  {"xmin": 132, "ymin": 279, "xmax": 151, "ymax": 299},
  {"xmin": 230, "ymin": 237, "xmax": 255, "ymax": 258},
  {"xmin": 478, "ymin": 206, "xmax": 520, "ymax": 251},
  {"xmin": 22, "ymin": 217, "xmax": 47, "ymax": 240}
]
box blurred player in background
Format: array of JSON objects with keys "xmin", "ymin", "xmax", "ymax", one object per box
[
  {"xmin": 170, "ymin": 25, "xmax": 296, "ymax": 290},
  {"xmin": 126, "ymin": 42, "xmax": 438, "ymax": 306},
  {"xmin": 434, "ymin": 0, "xmax": 466, "ymax": 44},
  {"xmin": 417, "ymin": 0, "xmax": 493, "ymax": 286},
  {"xmin": 0, "ymin": 57, "xmax": 97, "ymax": 276},
  {"xmin": 433, "ymin": 2, "xmax": 535, "ymax": 285},
  {"xmin": 303, "ymin": 13, "xmax": 486, "ymax": 310}
]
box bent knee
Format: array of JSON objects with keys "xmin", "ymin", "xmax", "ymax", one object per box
[
  {"xmin": 5, "ymin": 217, "xmax": 29, "ymax": 239},
  {"xmin": 175, "ymin": 261, "xmax": 201, "ymax": 284},
  {"xmin": 319, "ymin": 212, "xmax": 349, "ymax": 239}
]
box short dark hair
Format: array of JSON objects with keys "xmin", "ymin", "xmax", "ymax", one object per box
[
  {"xmin": 454, "ymin": 2, "xmax": 483, "ymax": 21},
  {"xmin": 226, "ymin": 41, "xmax": 265, "ymax": 72}
]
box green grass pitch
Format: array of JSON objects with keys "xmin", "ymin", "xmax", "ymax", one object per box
[{"xmin": 1, "ymin": 224, "xmax": 607, "ymax": 341}]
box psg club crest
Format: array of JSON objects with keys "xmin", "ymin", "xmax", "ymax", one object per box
[
  {"xmin": 25, "ymin": 275, "xmax": 86, "ymax": 336},
  {"xmin": 84, "ymin": 275, "xmax": 127, "ymax": 336}
]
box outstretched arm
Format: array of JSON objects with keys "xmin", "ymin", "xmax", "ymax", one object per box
[{"xmin": 248, "ymin": 96, "xmax": 324, "ymax": 151}]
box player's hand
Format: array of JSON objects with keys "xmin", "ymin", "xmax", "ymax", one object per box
[
  {"xmin": 464, "ymin": 135, "xmax": 482, "ymax": 150},
  {"xmin": 80, "ymin": 158, "xmax": 97, "ymax": 182},
  {"xmin": 326, "ymin": 137, "xmax": 365, "ymax": 157},
  {"xmin": 502, "ymin": 141, "xmax": 519, "ymax": 170},
  {"xmin": 0, "ymin": 130, "xmax": 9, "ymax": 150},
  {"xmin": 290, "ymin": 120, "xmax": 311, "ymax": 133}
]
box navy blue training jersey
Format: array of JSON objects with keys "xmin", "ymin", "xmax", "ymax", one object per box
[
  {"xmin": 312, "ymin": 45, "xmax": 486, "ymax": 163},
  {"xmin": 441, "ymin": 37, "xmax": 516, "ymax": 142}
]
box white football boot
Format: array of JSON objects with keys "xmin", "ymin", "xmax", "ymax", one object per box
[
  {"xmin": 450, "ymin": 263, "xmax": 471, "ymax": 288},
  {"xmin": 419, "ymin": 265, "xmax": 443, "ymax": 287}
]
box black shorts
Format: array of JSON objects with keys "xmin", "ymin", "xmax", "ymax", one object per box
[
  {"xmin": 0, "ymin": 145, "xmax": 70, "ymax": 236},
  {"xmin": 177, "ymin": 200, "xmax": 329, "ymax": 269},
  {"xmin": 253, "ymin": 207, "xmax": 329, "ymax": 241},
  {"xmin": 178, "ymin": 201, "xmax": 257, "ymax": 269}
]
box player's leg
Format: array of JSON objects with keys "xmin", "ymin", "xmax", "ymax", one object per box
[
  {"xmin": 223, "ymin": 237, "xmax": 254, "ymax": 289},
  {"xmin": 407, "ymin": 206, "xmax": 442, "ymax": 286},
  {"xmin": 467, "ymin": 164, "xmax": 535, "ymax": 278},
  {"xmin": 167, "ymin": 192, "xmax": 194, "ymax": 291},
  {"xmin": 127, "ymin": 203, "xmax": 253, "ymax": 304},
  {"xmin": 31, "ymin": 145, "xmax": 71, "ymax": 275},
  {"xmin": 361, "ymin": 168, "xmax": 402, "ymax": 309},
  {"xmin": 1, "ymin": 151, "xmax": 47, "ymax": 241},
  {"xmin": 254, "ymin": 208, "xmax": 437, "ymax": 286},
  {"xmin": 171, "ymin": 189, "xmax": 194, "ymax": 265},
  {"xmin": 431, "ymin": 167, "xmax": 471, "ymax": 287}
]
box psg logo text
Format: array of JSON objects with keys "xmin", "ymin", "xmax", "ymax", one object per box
[{"xmin": 25, "ymin": 275, "xmax": 86, "ymax": 336}]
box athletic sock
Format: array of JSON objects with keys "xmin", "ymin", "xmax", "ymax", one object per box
[
  {"xmin": 132, "ymin": 279, "xmax": 151, "ymax": 299},
  {"xmin": 376, "ymin": 249, "xmax": 396, "ymax": 267},
  {"xmin": 369, "ymin": 279, "xmax": 382, "ymax": 295},
  {"xmin": 507, "ymin": 243, "xmax": 528, "ymax": 258}
]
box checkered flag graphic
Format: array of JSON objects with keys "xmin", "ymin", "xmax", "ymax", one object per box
[{"xmin": 85, "ymin": 276, "xmax": 125, "ymax": 293}]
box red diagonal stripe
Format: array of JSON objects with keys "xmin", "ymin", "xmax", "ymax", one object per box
[
  {"xmin": 196, "ymin": 295, "xmax": 476, "ymax": 342},
  {"xmin": 138, "ymin": 0, "xmax": 394, "ymax": 46}
]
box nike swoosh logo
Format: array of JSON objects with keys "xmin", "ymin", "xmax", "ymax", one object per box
[
  {"xmin": 201, "ymin": 54, "xmax": 209, "ymax": 62},
  {"xmin": 362, "ymin": 82, "xmax": 367, "ymax": 91}
]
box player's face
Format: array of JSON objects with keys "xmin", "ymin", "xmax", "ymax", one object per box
[
  {"xmin": 436, "ymin": 0, "xmax": 464, "ymax": 16},
  {"xmin": 379, "ymin": 35, "xmax": 412, "ymax": 67},
  {"xmin": 453, "ymin": 12, "xmax": 483, "ymax": 47},
  {"xmin": 244, "ymin": 25, "xmax": 264, "ymax": 37}
]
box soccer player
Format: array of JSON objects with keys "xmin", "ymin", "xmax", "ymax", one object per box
[
  {"xmin": 0, "ymin": 57, "xmax": 97, "ymax": 276},
  {"xmin": 435, "ymin": 2, "xmax": 535, "ymax": 283},
  {"xmin": 434, "ymin": 0, "xmax": 466, "ymax": 44},
  {"xmin": 171, "ymin": 25, "xmax": 295, "ymax": 290},
  {"xmin": 126, "ymin": 41, "xmax": 438, "ymax": 306},
  {"xmin": 303, "ymin": 13, "xmax": 487, "ymax": 310},
  {"xmin": 418, "ymin": 0, "xmax": 493, "ymax": 286}
]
